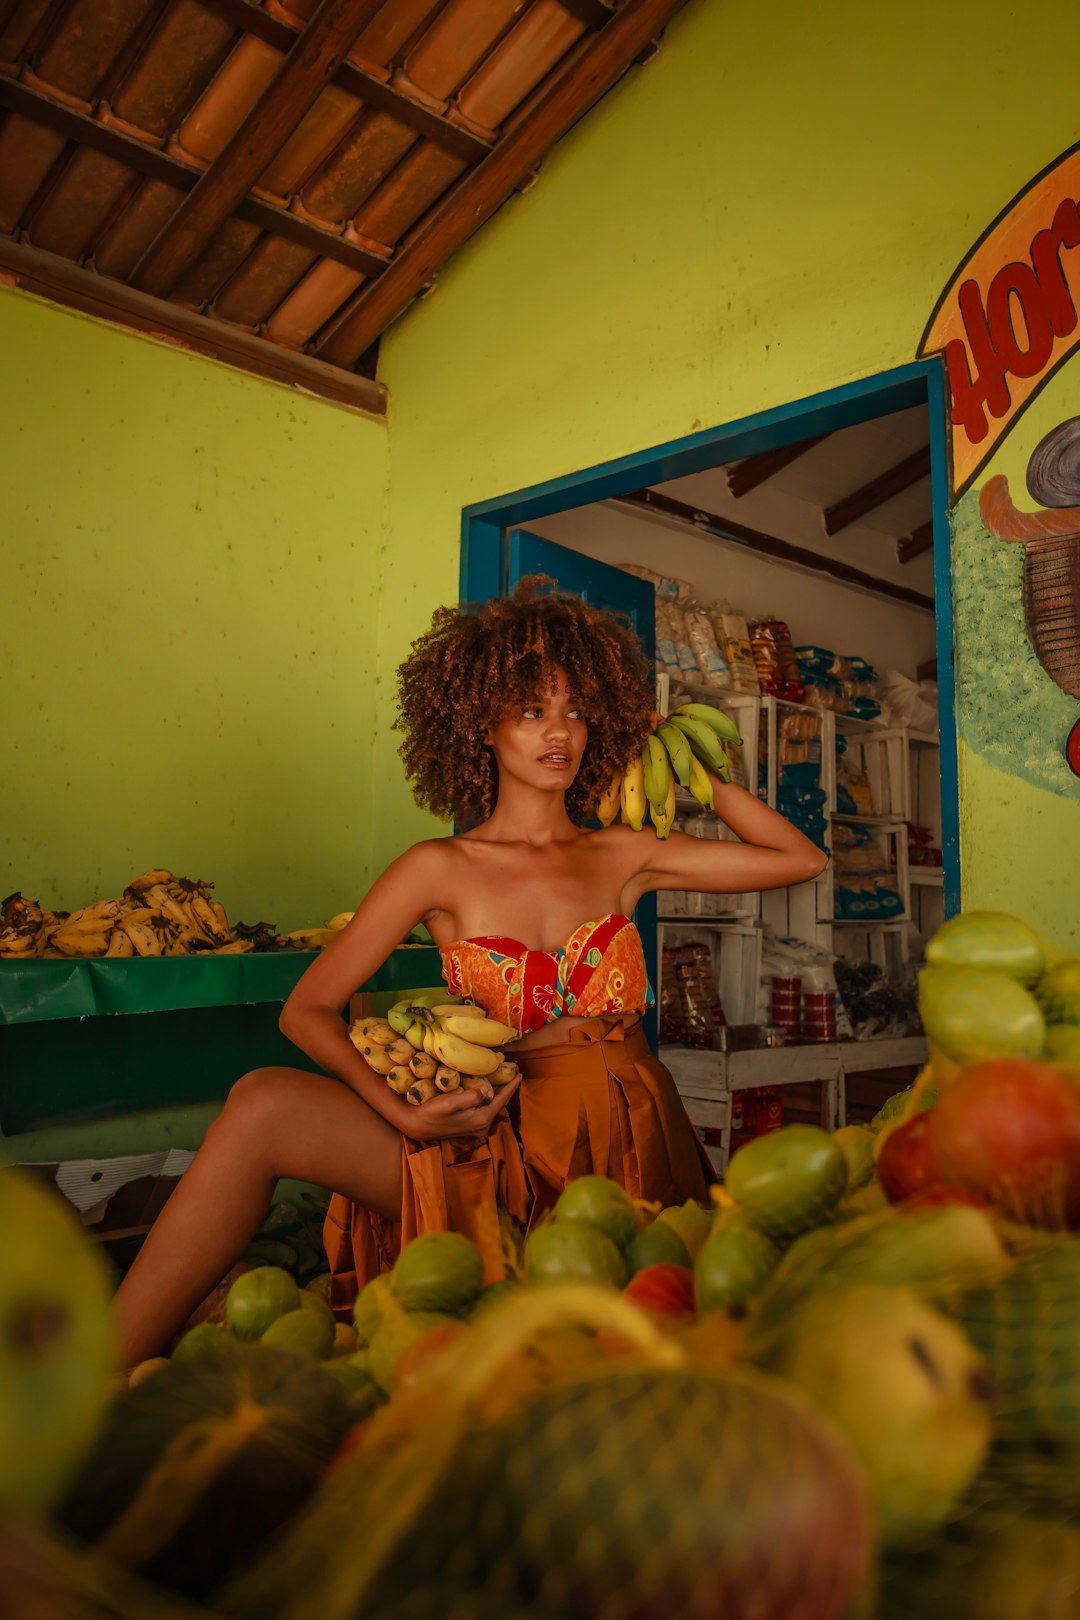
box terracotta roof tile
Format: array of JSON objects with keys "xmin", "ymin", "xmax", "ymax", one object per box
[
  {"xmin": 0, "ymin": 0, "xmax": 693, "ymax": 407},
  {"xmin": 26, "ymin": 145, "xmax": 135, "ymax": 257}
]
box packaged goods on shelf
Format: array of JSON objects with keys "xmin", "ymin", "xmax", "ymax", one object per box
[
  {"xmin": 655, "ymin": 601, "xmax": 682, "ymax": 674},
  {"xmin": 749, "ymin": 616, "xmax": 805, "ymax": 701},
  {"xmin": 668, "ymin": 940, "xmax": 727, "ymax": 1048},
  {"xmin": 757, "ymin": 929, "xmax": 852, "ymax": 1040},
  {"xmin": 832, "ymin": 824, "xmax": 902, "ymax": 918},
  {"xmin": 709, "ymin": 606, "xmax": 760, "ymax": 693},
  {"xmin": 834, "ymin": 956, "xmax": 919, "ymax": 1039},
  {"xmin": 796, "ymin": 646, "xmax": 881, "ymax": 719},
  {"xmin": 659, "ymin": 945, "xmax": 689, "ymax": 1043},
  {"xmin": 879, "ymin": 667, "xmax": 939, "ymax": 731},
  {"xmin": 730, "ymin": 1085, "xmax": 783, "ymax": 1150},
  {"xmin": 908, "ymin": 822, "xmax": 943, "ymax": 866},
  {"xmin": 620, "ymin": 563, "xmax": 695, "ymax": 603},
  {"xmin": 685, "ymin": 607, "xmax": 733, "ymax": 687}
]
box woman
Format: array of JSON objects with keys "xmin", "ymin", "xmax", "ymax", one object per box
[{"xmin": 115, "ymin": 579, "xmax": 825, "ymax": 1365}]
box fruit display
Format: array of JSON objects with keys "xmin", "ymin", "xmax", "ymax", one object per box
[
  {"xmin": 12, "ymin": 905, "xmax": 1080, "ymax": 1617},
  {"xmin": 595, "ymin": 701, "xmax": 741, "ymax": 837},
  {"xmin": 0, "ymin": 874, "xmax": 355, "ymax": 959},
  {"xmin": 349, "ymin": 991, "xmax": 519, "ymax": 1101}
]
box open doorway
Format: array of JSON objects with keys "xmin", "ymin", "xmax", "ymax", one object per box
[{"xmin": 461, "ymin": 361, "xmax": 953, "ymax": 1160}]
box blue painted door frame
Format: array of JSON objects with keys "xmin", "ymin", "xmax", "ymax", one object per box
[{"xmin": 460, "ymin": 358, "xmax": 960, "ymax": 917}]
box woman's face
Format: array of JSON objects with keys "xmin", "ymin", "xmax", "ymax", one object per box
[{"xmin": 487, "ymin": 667, "xmax": 588, "ymax": 793}]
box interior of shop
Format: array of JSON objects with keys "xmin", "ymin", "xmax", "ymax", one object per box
[{"xmin": 520, "ymin": 401, "xmax": 943, "ymax": 1157}]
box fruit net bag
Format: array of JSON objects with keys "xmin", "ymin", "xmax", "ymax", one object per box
[{"xmin": 214, "ymin": 1287, "xmax": 874, "ymax": 1620}]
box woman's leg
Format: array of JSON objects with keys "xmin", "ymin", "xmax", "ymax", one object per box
[{"xmin": 113, "ymin": 1067, "xmax": 402, "ymax": 1367}]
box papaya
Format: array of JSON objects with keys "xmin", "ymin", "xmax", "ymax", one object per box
[
  {"xmin": 390, "ymin": 1232, "xmax": 484, "ymax": 1315},
  {"xmin": 725, "ymin": 1125, "xmax": 848, "ymax": 1240},
  {"xmin": 56, "ymin": 1337, "xmax": 352, "ymax": 1602},
  {"xmin": 553, "ymin": 1175, "xmax": 640, "ymax": 1249}
]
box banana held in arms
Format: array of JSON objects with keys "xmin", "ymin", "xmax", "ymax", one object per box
[
  {"xmin": 641, "ymin": 733, "xmax": 674, "ymax": 816},
  {"xmin": 620, "ymin": 752, "xmax": 647, "ymax": 831}
]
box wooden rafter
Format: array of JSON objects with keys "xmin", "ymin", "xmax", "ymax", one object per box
[
  {"xmin": 823, "ymin": 444, "xmax": 932, "ymax": 535},
  {"xmin": 727, "ymin": 434, "xmax": 829, "ymax": 498},
  {"xmin": 131, "ymin": 0, "xmax": 387, "ymax": 299},
  {"xmin": 0, "ymin": 75, "xmax": 391, "ymax": 280},
  {"xmin": 195, "ymin": 0, "xmax": 492, "ymax": 164},
  {"xmin": 622, "ymin": 488, "xmax": 935, "ymax": 612},
  {"xmin": 314, "ymin": 0, "xmax": 692, "ymax": 367},
  {"xmin": 897, "ymin": 521, "xmax": 934, "ymax": 565},
  {"xmin": 0, "ymin": 235, "xmax": 387, "ymax": 413}
]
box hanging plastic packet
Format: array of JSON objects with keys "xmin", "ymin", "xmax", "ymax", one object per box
[{"xmin": 686, "ymin": 609, "xmax": 732, "ymax": 688}]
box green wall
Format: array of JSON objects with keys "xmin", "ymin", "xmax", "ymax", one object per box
[
  {"xmin": 1, "ymin": 291, "xmax": 389, "ymax": 928},
  {"xmin": 372, "ymin": 0, "xmax": 1080, "ymax": 942}
]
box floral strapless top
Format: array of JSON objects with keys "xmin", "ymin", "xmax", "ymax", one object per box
[{"xmin": 439, "ymin": 913, "xmax": 655, "ymax": 1037}]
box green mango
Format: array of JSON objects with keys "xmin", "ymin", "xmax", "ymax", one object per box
[
  {"xmin": 925, "ymin": 910, "xmax": 1045, "ymax": 986},
  {"xmin": 918, "ymin": 965, "xmax": 1045, "ymax": 1065},
  {"xmin": 725, "ymin": 1125, "xmax": 847, "ymax": 1241}
]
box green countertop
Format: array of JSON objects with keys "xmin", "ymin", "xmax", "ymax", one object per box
[{"xmin": 0, "ymin": 944, "xmax": 443, "ymax": 1026}]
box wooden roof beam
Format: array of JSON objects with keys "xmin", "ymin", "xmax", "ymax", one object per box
[
  {"xmin": 131, "ymin": 0, "xmax": 387, "ymax": 299},
  {"xmin": 897, "ymin": 521, "xmax": 934, "ymax": 565},
  {"xmin": 195, "ymin": 0, "xmax": 492, "ymax": 164},
  {"xmin": 621, "ymin": 488, "xmax": 935, "ymax": 612},
  {"xmin": 0, "ymin": 74, "xmax": 391, "ymax": 279},
  {"xmin": 726, "ymin": 433, "xmax": 830, "ymax": 498},
  {"xmin": 0, "ymin": 235, "xmax": 387, "ymax": 414},
  {"xmin": 313, "ymin": 0, "xmax": 693, "ymax": 367},
  {"xmin": 823, "ymin": 444, "xmax": 931, "ymax": 535}
]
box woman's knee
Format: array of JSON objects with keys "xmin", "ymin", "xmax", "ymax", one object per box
[{"xmin": 212, "ymin": 1066, "xmax": 308, "ymax": 1143}]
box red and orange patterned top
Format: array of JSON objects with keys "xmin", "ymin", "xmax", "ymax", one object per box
[{"xmin": 439, "ymin": 913, "xmax": 655, "ymax": 1038}]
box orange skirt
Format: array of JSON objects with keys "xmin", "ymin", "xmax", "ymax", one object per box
[{"xmin": 323, "ymin": 1016, "xmax": 712, "ymax": 1307}]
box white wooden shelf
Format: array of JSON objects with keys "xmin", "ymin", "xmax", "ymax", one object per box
[
  {"xmin": 831, "ymin": 812, "xmax": 908, "ymax": 827},
  {"xmin": 909, "ymin": 868, "xmax": 944, "ymax": 886}
]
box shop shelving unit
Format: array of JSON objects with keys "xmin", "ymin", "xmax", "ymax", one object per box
[{"xmin": 655, "ymin": 670, "xmax": 935, "ymax": 1167}]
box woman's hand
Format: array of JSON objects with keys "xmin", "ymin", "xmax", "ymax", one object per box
[{"xmin": 399, "ymin": 1072, "xmax": 523, "ymax": 1142}]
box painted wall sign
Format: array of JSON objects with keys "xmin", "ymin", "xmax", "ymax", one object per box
[{"xmin": 919, "ymin": 142, "xmax": 1080, "ymax": 498}]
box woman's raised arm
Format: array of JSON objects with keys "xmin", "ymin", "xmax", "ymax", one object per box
[{"xmin": 627, "ymin": 771, "xmax": 828, "ymax": 904}]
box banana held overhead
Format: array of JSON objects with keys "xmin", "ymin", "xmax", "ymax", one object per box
[{"xmin": 595, "ymin": 703, "xmax": 740, "ymax": 840}]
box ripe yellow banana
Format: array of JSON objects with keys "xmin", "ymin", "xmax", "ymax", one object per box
[
  {"xmin": 489, "ymin": 1060, "xmax": 521, "ymax": 1085},
  {"xmin": 405, "ymin": 1021, "xmax": 426, "ymax": 1050},
  {"xmin": 360, "ymin": 1044, "xmax": 395, "ymax": 1076},
  {"xmin": 386, "ymin": 1038, "xmax": 415, "ymax": 1066},
  {"xmin": 0, "ymin": 927, "xmax": 37, "ymax": 957},
  {"xmin": 120, "ymin": 918, "xmax": 161, "ymax": 956},
  {"xmin": 408, "ymin": 1052, "xmax": 437, "ymax": 1081},
  {"xmin": 650, "ymin": 774, "xmax": 677, "ymax": 840},
  {"xmin": 427, "ymin": 1023, "xmax": 502, "ymax": 1076},
  {"xmin": 595, "ymin": 772, "xmax": 622, "ymax": 828},
  {"xmin": 212, "ymin": 940, "xmax": 252, "ymax": 954},
  {"xmin": 282, "ymin": 927, "xmax": 338, "ymax": 950},
  {"xmin": 127, "ymin": 869, "xmax": 176, "ymax": 893},
  {"xmin": 386, "ymin": 1065, "xmax": 413, "ymax": 1093},
  {"xmin": 440, "ymin": 1012, "xmax": 517, "ymax": 1047},
  {"xmin": 189, "ymin": 894, "xmax": 231, "ymax": 945},
  {"xmin": 620, "ymin": 752, "xmax": 647, "ymax": 832},
  {"xmin": 407, "ymin": 1076, "xmax": 437, "ymax": 1105},
  {"xmin": 144, "ymin": 885, "xmax": 195, "ymax": 936},
  {"xmin": 642, "ymin": 734, "xmax": 673, "ymax": 815},
  {"xmin": 460, "ymin": 1076, "xmax": 494, "ymax": 1096},
  {"xmin": 360, "ymin": 1019, "xmax": 396, "ymax": 1048},
  {"xmin": 325, "ymin": 911, "xmax": 355, "ymax": 931},
  {"xmin": 105, "ymin": 927, "xmax": 134, "ymax": 957},
  {"xmin": 426, "ymin": 1002, "xmax": 485, "ymax": 1021},
  {"xmin": 434, "ymin": 1064, "xmax": 462, "ymax": 1092},
  {"xmin": 67, "ymin": 900, "xmax": 121, "ymax": 927},
  {"xmin": 687, "ymin": 751, "xmax": 715, "ymax": 810}
]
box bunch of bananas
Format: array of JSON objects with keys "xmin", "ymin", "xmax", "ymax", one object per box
[
  {"xmin": 595, "ymin": 702, "xmax": 743, "ymax": 840},
  {"xmin": 350, "ymin": 991, "xmax": 520, "ymax": 1107},
  {"xmin": 0, "ymin": 873, "xmax": 357, "ymax": 960}
]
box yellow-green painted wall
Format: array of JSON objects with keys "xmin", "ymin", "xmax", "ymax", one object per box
[
  {"xmin": 1, "ymin": 290, "xmax": 388, "ymax": 927},
  {"xmin": 373, "ymin": 0, "xmax": 1080, "ymax": 943}
]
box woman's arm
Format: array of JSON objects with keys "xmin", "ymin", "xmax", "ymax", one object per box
[
  {"xmin": 626, "ymin": 768, "xmax": 828, "ymax": 905},
  {"xmin": 279, "ymin": 842, "xmax": 519, "ymax": 1141}
]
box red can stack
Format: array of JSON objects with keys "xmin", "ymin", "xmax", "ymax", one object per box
[
  {"xmin": 801, "ymin": 988, "xmax": 838, "ymax": 1042},
  {"xmin": 769, "ymin": 975, "xmax": 802, "ymax": 1041}
]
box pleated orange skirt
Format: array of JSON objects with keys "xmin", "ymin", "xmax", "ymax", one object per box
[{"xmin": 323, "ymin": 1016, "xmax": 713, "ymax": 1307}]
